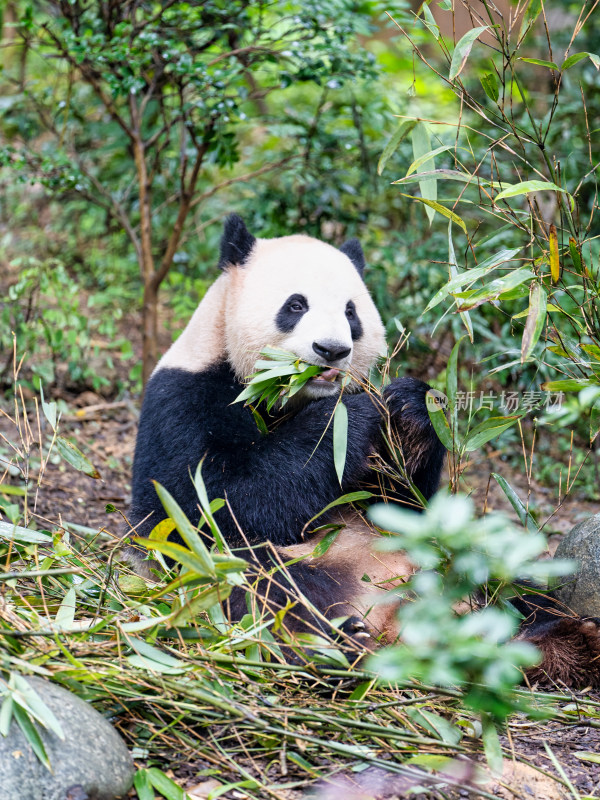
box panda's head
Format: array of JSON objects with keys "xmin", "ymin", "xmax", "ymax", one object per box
[{"xmin": 221, "ymin": 216, "xmax": 386, "ymax": 398}]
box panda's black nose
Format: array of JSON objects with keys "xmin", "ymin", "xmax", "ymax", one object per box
[{"xmin": 312, "ymin": 341, "xmax": 351, "ymax": 363}]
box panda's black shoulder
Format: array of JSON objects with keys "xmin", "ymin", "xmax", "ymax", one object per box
[{"xmin": 141, "ymin": 361, "xmax": 241, "ymax": 415}]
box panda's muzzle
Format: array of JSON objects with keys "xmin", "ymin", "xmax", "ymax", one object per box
[{"xmin": 312, "ymin": 340, "xmax": 351, "ymax": 363}]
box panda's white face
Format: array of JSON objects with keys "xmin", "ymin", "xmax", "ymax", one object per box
[{"xmin": 225, "ymin": 235, "xmax": 386, "ymax": 398}]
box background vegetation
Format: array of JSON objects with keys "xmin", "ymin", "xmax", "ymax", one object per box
[{"xmin": 1, "ymin": 0, "xmax": 600, "ymax": 797}]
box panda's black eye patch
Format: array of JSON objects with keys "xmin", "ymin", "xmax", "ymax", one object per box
[
  {"xmin": 276, "ymin": 294, "xmax": 309, "ymax": 333},
  {"xmin": 346, "ymin": 300, "xmax": 363, "ymax": 341}
]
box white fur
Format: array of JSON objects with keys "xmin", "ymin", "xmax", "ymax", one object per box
[{"xmin": 157, "ymin": 233, "xmax": 386, "ymax": 393}]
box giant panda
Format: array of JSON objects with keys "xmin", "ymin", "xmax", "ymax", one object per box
[{"xmin": 127, "ymin": 215, "xmax": 600, "ymax": 684}]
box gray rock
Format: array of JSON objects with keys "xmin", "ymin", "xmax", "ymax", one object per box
[
  {"xmin": 554, "ymin": 513, "xmax": 600, "ymax": 617},
  {"xmin": 0, "ymin": 675, "xmax": 134, "ymax": 800}
]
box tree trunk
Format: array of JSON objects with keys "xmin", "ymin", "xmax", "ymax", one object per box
[
  {"xmin": 141, "ymin": 278, "xmax": 158, "ymax": 387},
  {"xmin": 132, "ymin": 132, "xmax": 157, "ymax": 389}
]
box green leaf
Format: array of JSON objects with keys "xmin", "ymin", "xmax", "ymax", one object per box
[
  {"xmin": 55, "ymin": 437, "xmax": 101, "ymax": 479},
  {"xmin": 135, "ymin": 537, "xmax": 217, "ymax": 577},
  {"xmin": 518, "ymin": 0, "xmax": 542, "ymax": 42},
  {"xmin": 446, "ymin": 335, "xmax": 464, "ymax": 429},
  {"xmin": 491, "ymin": 474, "xmax": 537, "ymax": 533},
  {"xmin": 449, "ymin": 26, "xmax": 489, "ymax": 81},
  {"xmin": 13, "ymin": 704, "xmax": 51, "ymax": 771},
  {"xmin": 420, "ymin": 2, "xmax": 439, "ymax": 39},
  {"xmin": 574, "ymin": 751, "xmax": 600, "ymax": 764},
  {"xmin": 448, "ymin": 224, "xmax": 472, "ymax": 342},
  {"xmin": 393, "ymin": 168, "xmax": 489, "ymax": 186},
  {"xmin": 133, "ymin": 769, "xmax": 156, "ymax": 800},
  {"xmin": 406, "ymin": 145, "xmax": 454, "ymax": 177},
  {"xmin": 480, "ymin": 72, "xmax": 499, "ymax": 102},
  {"xmin": 39, "ymin": 385, "xmax": 58, "ymax": 431},
  {"xmin": 0, "ymin": 521, "xmax": 52, "ymax": 545},
  {"xmin": 169, "ymin": 584, "xmax": 231, "ymax": 626},
  {"xmin": 521, "ymin": 282, "xmax": 547, "ymax": 363},
  {"xmin": 426, "ymin": 391, "xmax": 454, "ymax": 450},
  {"xmin": 401, "ymin": 194, "xmax": 466, "ymax": 232},
  {"xmin": 146, "ymin": 766, "xmax": 187, "ymax": 799},
  {"xmin": 303, "ymin": 491, "xmax": 372, "ymax": 530},
  {"xmin": 519, "ymin": 57, "xmax": 559, "ymax": 70},
  {"xmin": 540, "ymin": 379, "xmax": 595, "ymax": 392},
  {"xmin": 152, "ymin": 482, "xmax": 216, "ymax": 577},
  {"xmin": 333, "ymin": 402, "xmax": 348, "ymax": 485},
  {"xmin": 377, "ymin": 119, "xmax": 417, "ymax": 175},
  {"xmin": 11, "ymin": 674, "xmax": 64, "ymax": 741},
  {"xmin": 481, "ymin": 712, "xmax": 503, "ymax": 775},
  {"xmin": 0, "ymin": 695, "xmax": 14, "ymax": 737},
  {"xmin": 424, "ymin": 248, "xmax": 521, "ymax": 313},
  {"xmin": 55, "ymin": 586, "xmax": 76, "ymax": 629},
  {"xmin": 495, "ymin": 180, "xmax": 573, "ymax": 206},
  {"xmin": 311, "ymin": 527, "xmax": 342, "ymax": 557},
  {"xmin": 562, "ymin": 52, "xmax": 593, "ymax": 70},
  {"xmin": 464, "ymin": 416, "xmax": 520, "ymax": 451},
  {"xmin": 454, "ymin": 268, "xmax": 534, "ymax": 311},
  {"xmin": 411, "ymin": 122, "xmax": 437, "ymax": 224}
]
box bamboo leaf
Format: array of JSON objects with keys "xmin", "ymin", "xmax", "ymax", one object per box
[
  {"xmin": 152, "ymin": 482, "xmax": 216, "ymax": 577},
  {"xmin": 426, "ymin": 392, "xmax": 454, "ymax": 450},
  {"xmin": 311, "ymin": 527, "xmax": 342, "ymax": 557},
  {"xmin": 481, "ymin": 712, "xmax": 503, "ymax": 776},
  {"xmin": 540, "ymin": 379, "xmax": 595, "ymax": 392},
  {"xmin": 480, "ymin": 72, "xmax": 499, "ymax": 102},
  {"xmin": 55, "ymin": 586, "xmax": 76, "ymax": 629},
  {"xmin": 39, "ymin": 385, "xmax": 58, "ymax": 431},
  {"xmin": 521, "ymin": 282, "xmax": 547, "ymax": 363},
  {"xmin": 495, "ymin": 181, "xmax": 573, "ymax": 208},
  {"xmin": 491, "ymin": 473, "xmax": 538, "ymax": 533},
  {"xmin": 449, "ymin": 26, "xmax": 489, "ymax": 81},
  {"xmin": 549, "ymin": 224, "xmax": 560, "ymax": 283},
  {"xmin": 135, "ymin": 537, "xmax": 217, "ymax": 577},
  {"xmin": 378, "ymin": 119, "xmax": 417, "ymax": 175},
  {"xmin": 424, "ymin": 248, "xmax": 521, "ymax": 313},
  {"xmin": 464, "ymin": 416, "xmax": 520, "ymax": 451},
  {"xmin": 393, "ymin": 168, "xmax": 489, "ymax": 185},
  {"xmin": 406, "ymin": 144, "xmax": 454, "ymax": 177},
  {"xmin": 146, "ymin": 766, "xmax": 187, "ymax": 799},
  {"xmin": 133, "ymin": 769, "xmax": 156, "ymax": 800},
  {"xmin": 333, "ymin": 401, "xmax": 348, "ymax": 485},
  {"xmin": 303, "ymin": 491, "xmax": 372, "ymax": 530},
  {"xmin": 454, "ymin": 268, "xmax": 534, "ymax": 311},
  {"xmin": 55, "ymin": 437, "xmax": 101, "ymax": 479},
  {"xmin": 13, "ymin": 704, "xmax": 51, "ymax": 771},
  {"xmin": 420, "ymin": 2, "xmax": 439, "ymax": 39},
  {"xmin": 411, "ymin": 122, "xmax": 437, "ymax": 224},
  {"xmin": 448, "ymin": 224, "xmax": 472, "ymax": 342},
  {"xmin": 518, "ymin": 0, "xmax": 542, "ymax": 42},
  {"xmin": 519, "ymin": 57, "xmax": 559, "ymax": 70},
  {"xmin": 401, "ymin": 194, "xmax": 466, "ymax": 232},
  {"xmin": 0, "ymin": 521, "xmax": 52, "ymax": 545}
]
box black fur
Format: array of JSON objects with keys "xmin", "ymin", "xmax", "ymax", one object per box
[
  {"xmin": 218, "ymin": 214, "xmax": 256, "ymax": 269},
  {"xmin": 345, "ymin": 301, "xmax": 363, "ymax": 341},
  {"xmin": 130, "ymin": 365, "xmax": 441, "ymax": 547},
  {"xmin": 340, "ymin": 238, "xmax": 366, "ymax": 277},
  {"xmin": 128, "ymin": 364, "xmax": 443, "ymax": 639},
  {"xmin": 275, "ymin": 294, "xmax": 309, "ymax": 333}
]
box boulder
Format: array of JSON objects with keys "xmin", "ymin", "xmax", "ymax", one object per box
[
  {"xmin": 0, "ymin": 675, "xmax": 134, "ymax": 800},
  {"xmin": 554, "ymin": 514, "xmax": 600, "ymax": 617}
]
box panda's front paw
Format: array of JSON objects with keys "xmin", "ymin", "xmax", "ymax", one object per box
[{"xmin": 383, "ymin": 377, "xmax": 432, "ymax": 420}]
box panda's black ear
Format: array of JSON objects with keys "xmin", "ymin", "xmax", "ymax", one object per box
[
  {"xmin": 339, "ymin": 238, "xmax": 366, "ymax": 278},
  {"xmin": 218, "ymin": 214, "xmax": 256, "ymax": 270}
]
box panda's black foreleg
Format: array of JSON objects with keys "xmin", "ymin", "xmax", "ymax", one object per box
[
  {"xmin": 226, "ymin": 547, "xmax": 371, "ymax": 661},
  {"xmin": 380, "ymin": 377, "xmax": 446, "ymax": 507}
]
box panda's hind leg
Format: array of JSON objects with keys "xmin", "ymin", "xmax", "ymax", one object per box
[{"xmin": 518, "ymin": 616, "xmax": 600, "ymax": 689}]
